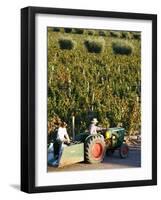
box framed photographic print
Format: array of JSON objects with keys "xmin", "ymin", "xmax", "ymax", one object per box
[{"xmin": 21, "ymin": 6, "xmax": 157, "ymax": 193}]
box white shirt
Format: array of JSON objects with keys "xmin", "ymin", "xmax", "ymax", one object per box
[
  {"xmin": 89, "ymin": 124, "xmax": 102, "ymax": 134},
  {"xmin": 57, "ymin": 127, "xmax": 68, "ymax": 142}
]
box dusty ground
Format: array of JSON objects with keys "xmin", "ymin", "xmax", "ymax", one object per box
[{"xmin": 48, "ymin": 140, "xmax": 141, "ymax": 172}]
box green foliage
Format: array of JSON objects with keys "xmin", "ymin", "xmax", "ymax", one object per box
[
  {"xmin": 120, "ymin": 32, "xmax": 131, "ymax": 39},
  {"xmin": 58, "ymin": 38, "xmax": 75, "ymax": 50},
  {"xmin": 87, "ymin": 30, "xmax": 95, "ymax": 35},
  {"xmin": 112, "ymin": 40, "xmax": 133, "ymax": 55},
  {"xmin": 48, "ymin": 27, "xmax": 141, "ymax": 136},
  {"xmin": 84, "ymin": 38, "xmax": 105, "ymax": 53},
  {"xmin": 110, "ymin": 31, "xmax": 121, "ymax": 38},
  {"xmin": 64, "ymin": 28, "xmax": 73, "ymax": 33},
  {"xmin": 128, "ymin": 100, "xmax": 141, "ymax": 135},
  {"xmin": 74, "ymin": 28, "xmax": 84, "ymax": 34},
  {"xmin": 98, "ymin": 30, "xmax": 106, "ymax": 36},
  {"xmin": 53, "ymin": 27, "xmax": 60, "ymax": 32},
  {"xmin": 132, "ymin": 32, "xmax": 141, "ymax": 40}
]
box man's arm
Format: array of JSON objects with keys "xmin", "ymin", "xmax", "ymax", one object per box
[
  {"xmin": 96, "ymin": 126, "xmax": 107, "ymax": 131},
  {"xmin": 64, "ymin": 129, "xmax": 70, "ymax": 143},
  {"xmin": 65, "ymin": 134, "xmax": 70, "ymax": 143}
]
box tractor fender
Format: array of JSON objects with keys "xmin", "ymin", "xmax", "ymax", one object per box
[{"xmin": 85, "ymin": 134, "xmax": 104, "ymax": 144}]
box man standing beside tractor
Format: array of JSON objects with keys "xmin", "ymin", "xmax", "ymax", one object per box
[{"xmin": 50, "ymin": 121, "xmax": 70, "ymax": 166}]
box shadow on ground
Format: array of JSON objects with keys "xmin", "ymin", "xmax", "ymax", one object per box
[
  {"xmin": 48, "ymin": 143, "xmax": 141, "ymax": 172},
  {"xmin": 10, "ymin": 184, "xmax": 20, "ymax": 191}
]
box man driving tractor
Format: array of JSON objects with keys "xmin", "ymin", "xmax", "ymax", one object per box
[{"xmin": 89, "ymin": 118, "xmax": 107, "ymax": 134}]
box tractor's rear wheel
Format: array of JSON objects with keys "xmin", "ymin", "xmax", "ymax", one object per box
[
  {"xmin": 119, "ymin": 143, "xmax": 129, "ymax": 158},
  {"xmin": 85, "ymin": 135, "xmax": 106, "ymax": 164}
]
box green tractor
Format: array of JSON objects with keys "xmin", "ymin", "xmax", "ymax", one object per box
[{"xmin": 49, "ymin": 127, "xmax": 129, "ymax": 168}]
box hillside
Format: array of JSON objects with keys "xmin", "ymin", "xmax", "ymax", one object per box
[{"xmin": 47, "ymin": 27, "xmax": 141, "ymax": 136}]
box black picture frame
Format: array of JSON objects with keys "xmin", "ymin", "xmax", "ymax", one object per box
[{"xmin": 21, "ymin": 6, "xmax": 157, "ymax": 193}]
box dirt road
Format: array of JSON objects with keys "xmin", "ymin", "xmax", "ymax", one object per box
[{"xmin": 48, "ymin": 143, "xmax": 141, "ymax": 172}]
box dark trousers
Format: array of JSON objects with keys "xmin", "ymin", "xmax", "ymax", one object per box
[{"xmin": 53, "ymin": 140, "xmax": 62, "ymax": 159}]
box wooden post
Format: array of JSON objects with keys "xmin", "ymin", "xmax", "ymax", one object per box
[
  {"xmin": 91, "ymin": 92, "xmax": 95, "ymax": 111},
  {"xmin": 72, "ymin": 114, "xmax": 75, "ymax": 141}
]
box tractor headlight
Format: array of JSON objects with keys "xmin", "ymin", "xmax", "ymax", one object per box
[{"xmin": 112, "ymin": 135, "xmax": 116, "ymax": 139}]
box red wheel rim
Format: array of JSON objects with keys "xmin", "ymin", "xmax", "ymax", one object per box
[
  {"xmin": 91, "ymin": 143, "xmax": 103, "ymax": 158},
  {"xmin": 122, "ymin": 146, "xmax": 128, "ymax": 155}
]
